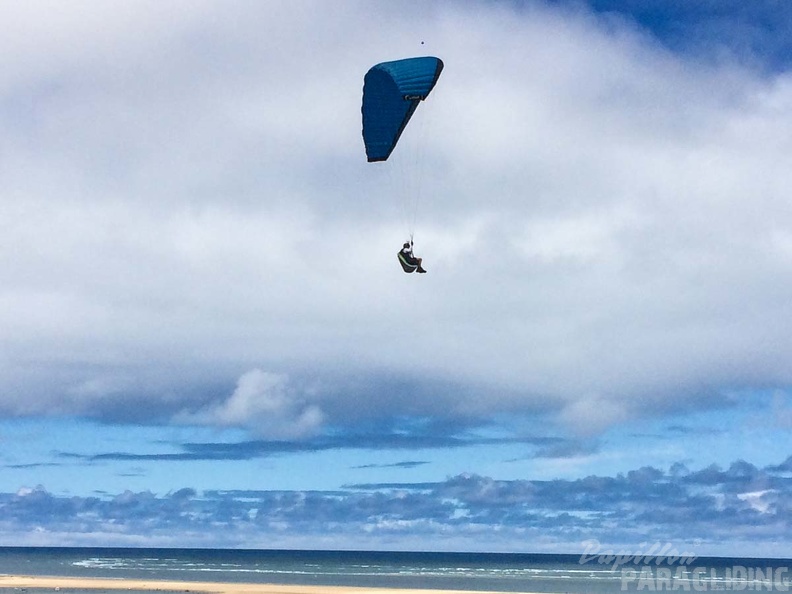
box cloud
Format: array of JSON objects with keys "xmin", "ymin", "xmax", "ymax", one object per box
[
  {"xmin": 2, "ymin": 0, "xmax": 792, "ymax": 442},
  {"xmin": 3, "ymin": 454, "xmax": 792, "ymax": 554},
  {"xmin": 175, "ymin": 369, "xmax": 324, "ymax": 438},
  {"xmin": 352, "ymin": 461, "xmax": 430, "ymax": 470},
  {"xmin": 56, "ymin": 429, "xmax": 564, "ymax": 463},
  {"xmin": 531, "ymin": 439, "xmax": 600, "ymax": 459},
  {"xmin": 766, "ymin": 455, "xmax": 792, "ymax": 473},
  {"xmin": 560, "ymin": 396, "xmax": 631, "ymax": 436}
]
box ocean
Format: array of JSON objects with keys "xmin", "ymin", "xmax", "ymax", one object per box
[{"xmin": 0, "ymin": 547, "xmax": 790, "ymax": 593}]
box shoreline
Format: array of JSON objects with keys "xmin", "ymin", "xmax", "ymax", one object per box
[{"xmin": 0, "ymin": 576, "xmax": 539, "ymax": 594}]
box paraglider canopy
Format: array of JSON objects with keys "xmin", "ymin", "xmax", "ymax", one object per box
[{"xmin": 361, "ymin": 56, "xmax": 444, "ymax": 162}]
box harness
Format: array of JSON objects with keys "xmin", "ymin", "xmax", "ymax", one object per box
[{"xmin": 397, "ymin": 251, "xmax": 418, "ymax": 273}]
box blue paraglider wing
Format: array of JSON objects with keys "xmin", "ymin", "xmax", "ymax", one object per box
[{"xmin": 362, "ymin": 56, "xmax": 444, "ymax": 162}]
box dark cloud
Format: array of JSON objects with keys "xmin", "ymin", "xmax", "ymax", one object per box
[
  {"xmin": 767, "ymin": 455, "xmax": 792, "ymax": 473},
  {"xmin": 352, "ymin": 461, "xmax": 430, "ymax": 470},
  {"xmin": 4, "ymin": 455, "xmax": 792, "ymax": 552},
  {"xmin": 666, "ymin": 424, "xmax": 726, "ymax": 436},
  {"xmin": 530, "ymin": 439, "xmax": 599, "ymax": 459},
  {"xmin": 343, "ymin": 482, "xmax": 439, "ymax": 491},
  {"xmin": 56, "ymin": 431, "xmax": 564, "ymax": 463},
  {"xmin": 4, "ymin": 462, "xmax": 63, "ymax": 469}
]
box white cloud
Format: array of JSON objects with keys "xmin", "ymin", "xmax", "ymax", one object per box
[
  {"xmin": 737, "ymin": 489, "xmax": 774, "ymax": 514},
  {"xmin": 177, "ymin": 369, "xmax": 324, "ymax": 439},
  {"xmin": 1, "ymin": 0, "xmax": 792, "ymax": 436},
  {"xmin": 560, "ymin": 395, "xmax": 631, "ymax": 437}
]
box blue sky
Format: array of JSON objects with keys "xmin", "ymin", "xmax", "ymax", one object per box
[{"xmin": 2, "ymin": 0, "xmax": 792, "ymax": 556}]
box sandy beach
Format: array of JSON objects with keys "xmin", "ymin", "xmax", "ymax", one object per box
[{"xmin": 0, "ymin": 576, "xmax": 533, "ymax": 594}]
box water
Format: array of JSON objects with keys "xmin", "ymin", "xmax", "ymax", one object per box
[{"xmin": 0, "ymin": 548, "xmax": 790, "ymax": 593}]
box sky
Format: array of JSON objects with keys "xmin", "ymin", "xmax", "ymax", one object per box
[{"xmin": 1, "ymin": 0, "xmax": 792, "ymax": 556}]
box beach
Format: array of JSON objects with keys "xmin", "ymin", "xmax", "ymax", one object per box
[{"xmin": 0, "ymin": 576, "xmax": 532, "ymax": 594}]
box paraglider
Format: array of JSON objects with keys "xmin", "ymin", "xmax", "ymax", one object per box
[
  {"xmin": 398, "ymin": 240, "xmax": 426, "ymax": 274},
  {"xmin": 361, "ymin": 56, "xmax": 443, "ymax": 273}
]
